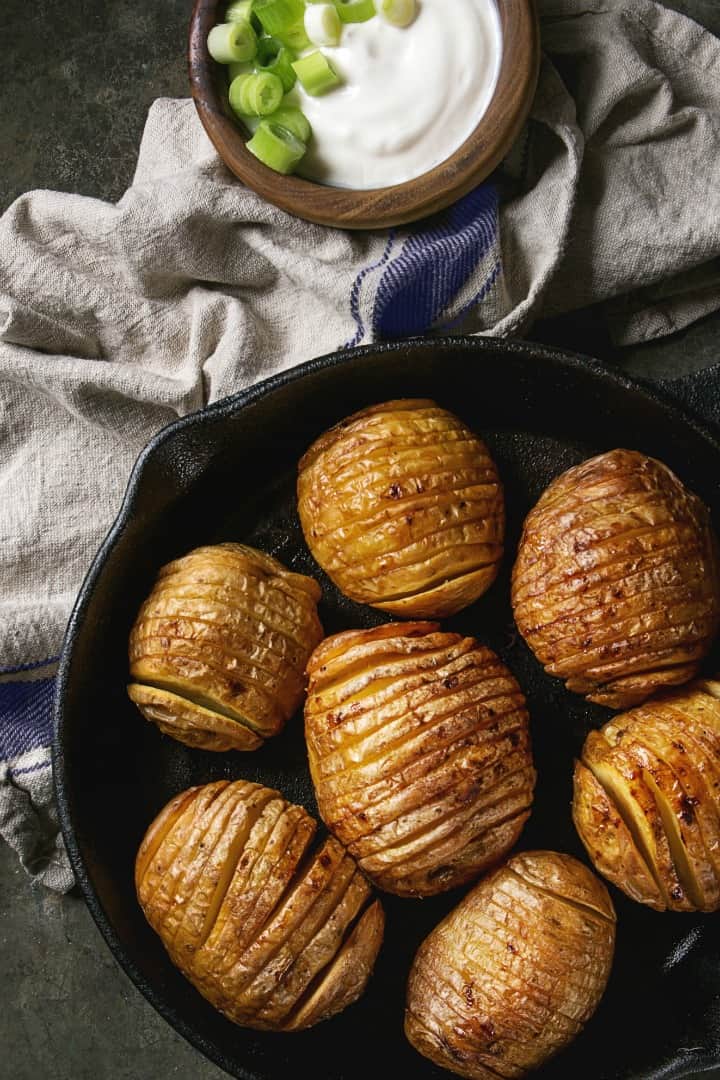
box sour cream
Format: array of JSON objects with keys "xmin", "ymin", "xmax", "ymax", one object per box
[{"xmin": 289, "ymin": 0, "xmax": 503, "ymax": 190}]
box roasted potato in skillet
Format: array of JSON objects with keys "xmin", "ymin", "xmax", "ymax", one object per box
[
  {"xmin": 127, "ymin": 543, "xmax": 323, "ymax": 751},
  {"xmin": 405, "ymin": 851, "xmax": 616, "ymax": 1079},
  {"xmin": 305, "ymin": 622, "xmax": 536, "ymax": 897},
  {"xmin": 297, "ymin": 399, "xmax": 504, "ymax": 619},
  {"xmin": 512, "ymin": 449, "xmax": 720, "ymax": 709},
  {"xmin": 136, "ymin": 780, "xmax": 384, "ymax": 1031},
  {"xmin": 573, "ymin": 679, "xmax": 720, "ymax": 912}
]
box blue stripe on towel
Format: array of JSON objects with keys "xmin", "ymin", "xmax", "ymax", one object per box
[
  {"xmin": 372, "ymin": 182, "xmax": 499, "ymax": 339},
  {"xmin": 0, "ymin": 677, "xmax": 56, "ymax": 760},
  {"xmin": 345, "ymin": 231, "xmax": 397, "ymax": 348}
]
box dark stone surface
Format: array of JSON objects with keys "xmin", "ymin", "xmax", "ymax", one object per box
[{"xmin": 1, "ymin": 0, "xmax": 719, "ymax": 1078}]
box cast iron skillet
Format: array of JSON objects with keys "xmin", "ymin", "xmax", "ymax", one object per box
[{"xmin": 54, "ymin": 338, "xmax": 720, "ymax": 1080}]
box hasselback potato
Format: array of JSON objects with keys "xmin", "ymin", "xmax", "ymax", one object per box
[
  {"xmin": 305, "ymin": 622, "xmax": 535, "ymax": 897},
  {"xmin": 136, "ymin": 780, "xmax": 384, "ymax": 1031},
  {"xmin": 127, "ymin": 543, "xmax": 323, "ymax": 752},
  {"xmin": 573, "ymin": 680, "xmax": 720, "ymax": 912},
  {"xmin": 297, "ymin": 399, "xmax": 504, "ymax": 619},
  {"xmin": 512, "ymin": 449, "xmax": 720, "ymax": 708},
  {"xmin": 405, "ymin": 851, "xmax": 616, "ymax": 1079}
]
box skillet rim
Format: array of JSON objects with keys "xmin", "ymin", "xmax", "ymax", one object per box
[{"xmin": 52, "ymin": 335, "xmax": 720, "ymax": 1080}]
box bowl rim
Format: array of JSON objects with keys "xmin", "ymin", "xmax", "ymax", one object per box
[
  {"xmin": 188, "ymin": 0, "xmax": 540, "ymax": 229},
  {"xmin": 52, "ymin": 335, "xmax": 720, "ymax": 1078}
]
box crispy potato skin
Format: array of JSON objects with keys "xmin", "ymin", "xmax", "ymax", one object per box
[
  {"xmin": 136, "ymin": 780, "xmax": 384, "ymax": 1031},
  {"xmin": 405, "ymin": 851, "xmax": 616, "ymax": 1079},
  {"xmin": 127, "ymin": 543, "xmax": 323, "ymax": 751},
  {"xmin": 297, "ymin": 400, "xmax": 504, "ymax": 618},
  {"xmin": 512, "ymin": 450, "xmax": 720, "ymax": 709},
  {"xmin": 573, "ymin": 681, "xmax": 720, "ymax": 912},
  {"xmin": 305, "ymin": 623, "xmax": 536, "ymax": 897}
]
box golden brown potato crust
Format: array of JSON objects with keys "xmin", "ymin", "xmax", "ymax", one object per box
[
  {"xmin": 128, "ymin": 543, "xmax": 323, "ymax": 751},
  {"xmin": 512, "ymin": 449, "xmax": 720, "ymax": 708},
  {"xmin": 405, "ymin": 851, "xmax": 616, "ymax": 1079},
  {"xmin": 305, "ymin": 622, "xmax": 536, "ymax": 897},
  {"xmin": 136, "ymin": 780, "xmax": 384, "ymax": 1031},
  {"xmin": 573, "ymin": 680, "xmax": 720, "ymax": 912},
  {"xmin": 297, "ymin": 399, "xmax": 504, "ymax": 619}
]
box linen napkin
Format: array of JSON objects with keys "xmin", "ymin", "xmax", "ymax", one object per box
[{"xmin": 2, "ymin": 0, "xmax": 720, "ymax": 891}]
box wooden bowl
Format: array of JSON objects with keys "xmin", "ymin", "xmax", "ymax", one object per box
[{"xmin": 188, "ymin": 0, "xmax": 540, "ymax": 230}]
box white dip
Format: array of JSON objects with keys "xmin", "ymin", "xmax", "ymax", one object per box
[{"xmin": 289, "ymin": 0, "xmax": 503, "ymax": 190}]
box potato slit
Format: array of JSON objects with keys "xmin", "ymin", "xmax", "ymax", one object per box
[
  {"xmin": 506, "ymin": 868, "xmax": 615, "ymax": 925},
  {"xmin": 342, "ymin": 550, "xmax": 502, "ymax": 605},
  {"xmin": 309, "ymin": 657, "xmax": 516, "ymax": 759},
  {"xmin": 157, "ymin": 784, "xmax": 245, "ymax": 943},
  {"xmin": 196, "ymin": 790, "xmax": 277, "ymax": 950},
  {"xmin": 139, "ymin": 580, "xmax": 319, "ymax": 646},
  {"xmin": 250, "ymin": 864, "xmax": 364, "ymax": 1024},
  {"xmin": 134, "ymin": 615, "xmax": 310, "ymax": 681},
  {"xmin": 528, "ymin": 581, "xmax": 713, "ymax": 653},
  {"xmin": 584, "ymin": 758, "xmax": 668, "ymax": 903},
  {"xmin": 377, "ymin": 804, "xmax": 531, "ymax": 884},
  {"xmin": 131, "ymin": 676, "xmax": 265, "ymax": 734},
  {"xmin": 641, "ymin": 769, "xmax": 707, "ymax": 910},
  {"xmin": 316, "ymin": 485, "xmax": 501, "ymax": 544},
  {"xmin": 513, "ymin": 530, "xmax": 699, "ymax": 605},
  {"xmin": 314, "ymin": 697, "xmax": 525, "ymax": 790},
  {"xmin": 544, "ymin": 599, "xmax": 718, "ymax": 675},
  {"xmin": 338, "ymin": 725, "xmax": 530, "ymax": 829},
  {"xmin": 228, "ymin": 843, "xmax": 352, "ymax": 1005},
  {"xmin": 131, "ymin": 645, "xmax": 287, "ymax": 710},
  {"xmin": 279, "ymin": 895, "xmax": 380, "ymax": 1030},
  {"xmin": 134, "ymin": 788, "xmax": 198, "ymax": 891},
  {"xmin": 311, "ymin": 640, "xmax": 469, "ymax": 699},
  {"xmin": 356, "ymin": 760, "xmax": 534, "ymax": 860}
]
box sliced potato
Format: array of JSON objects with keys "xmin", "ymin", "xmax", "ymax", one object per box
[
  {"xmin": 136, "ymin": 781, "xmax": 384, "ymax": 1031},
  {"xmin": 127, "ymin": 543, "xmax": 323, "ymax": 751},
  {"xmin": 573, "ymin": 683, "xmax": 720, "ymax": 911},
  {"xmin": 297, "ymin": 400, "xmax": 504, "ymax": 618},
  {"xmin": 512, "ymin": 450, "xmax": 720, "ymax": 708},
  {"xmin": 405, "ymin": 851, "xmax": 616, "ymax": 1079},
  {"xmin": 305, "ymin": 622, "xmax": 536, "ymax": 897}
]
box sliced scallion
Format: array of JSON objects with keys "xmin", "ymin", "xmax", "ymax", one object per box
[
  {"xmin": 246, "ymin": 120, "xmax": 307, "ymax": 173},
  {"xmin": 254, "ymin": 0, "xmax": 311, "ymax": 49},
  {"xmin": 228, "ymin": 70, "xmax": 284, "ymax": 116},
  {"xmin": 207, "ymin": 21, "xmax": 258, "ymax": 64},
  {"xmin": 225, "ymin": 0, "xmax": 254, "ymax": 22},
  {"xmin": 304, "ymin": 3, "xmax": 342, "ymax": 46},
  {"xmin": 292, "ymin": 50, "xmax": 341, "ymax": 95},
  {"xmin": 256, "ymin": 37, "xmax": 298, "ymax": 91},
  {"xmin": 334, "ymin": 0, "xmax": 375, "ymax": 22},
  {"xmin": 375, "ymin": 0, "xmax": 417, "ymax": 27},
  {"xmin": 228, "ymin": 59, "xmax": 254, "ymax": 82},
  {"xmin": 266, "ymin": 104, "xmax": 312, "ymax": 142}
]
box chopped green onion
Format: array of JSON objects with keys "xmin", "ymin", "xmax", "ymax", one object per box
[
  {"xmin": 256, "ymin": 37, "xmax": 298, "ymax": 91},
  {"xmin": 225, "ymin": 0, "xmax": 253, "ymax": 21},
  {"xmin": 228, "ymin": 59, "xmax": 254, "ymax": 82},
  {"xmin": 246, "ymin": 120, "xmax": 307, "ymax": 173},
  {"xmin": 266, "ymin": 104, "xmax": 312, "ymax": 142},
  {"xmin": 207, "ymin": 21, "xmax": 258, "ymax": 64},
  {"xmin": 228, "ymin": 71, "xmax": 284, "ymax": 116},
  {"xmin": 254, "ymin": 0, "xmax": 311, "ymax": 49},
  {"xmin": 334, "ymin": 0, "xmax": 375, "ymax": 22},
  {"xmin": 292, "ymin": 50, "xmax": 341, "ymax": 95},
  {"xmin": 304, "ymin": 3, "xmax": 342, "ymax": 46},
  {"xmin": 375, "ymin": 0, "xmax": 417, "ymax": 27}
]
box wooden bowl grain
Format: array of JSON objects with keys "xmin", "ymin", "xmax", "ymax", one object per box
[{"xmin": 188, "ymin": 0, "xmax": 539, "ymax": 230}]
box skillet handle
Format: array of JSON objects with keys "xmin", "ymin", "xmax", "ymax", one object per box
[{"xmin": 639, "ymin": 362, "xmax": 720, "ymax": 439}]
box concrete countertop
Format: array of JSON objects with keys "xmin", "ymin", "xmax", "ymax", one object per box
[{"xmin": 2, "ymin": 0, "xmax": 719, "ymax": 1077}]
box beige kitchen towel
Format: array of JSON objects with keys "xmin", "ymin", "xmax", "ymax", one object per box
[{"xmin": 1, "ymin": 0, "xmax": 720, "ymax": 889}]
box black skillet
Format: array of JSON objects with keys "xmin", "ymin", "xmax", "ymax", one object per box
[{"xmin": 53, "ymin": 337, "xmax": 720, "ymax": 1080}]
